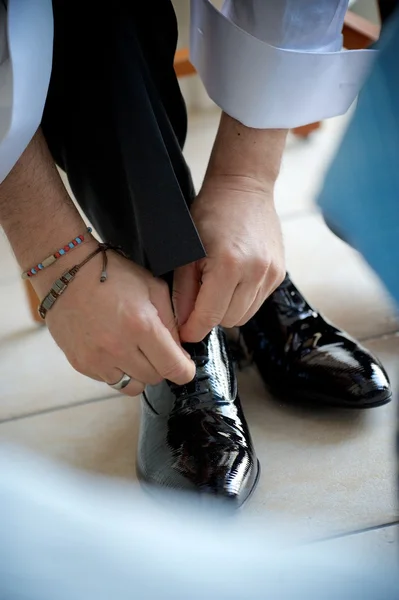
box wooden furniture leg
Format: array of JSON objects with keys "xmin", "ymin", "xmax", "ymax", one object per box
[
  {"xmin": 24, "ymin": 280, "xmax": 43, "ymax": 325},
  {"xmin": 292, "ymin": 122, "xmax": 322, "ymax": 138},
  {"xmin": 342, "ymin": 11, "xmax": 380, "ymax": 49},
  {"xmin": 173, "ymin": 10, "xmax": 380, "ymax": 78},
  {"xmin": 174, "ymin": 48, "xmax": 196, "ymax": 77}
]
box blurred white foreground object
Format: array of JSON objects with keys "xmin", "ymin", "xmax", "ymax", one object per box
[{"xmin": 0, "ymin": 445, "xmax": 397, "ymax": 600}]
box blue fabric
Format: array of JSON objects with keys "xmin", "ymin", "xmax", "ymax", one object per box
[{"xmin": 318, "ymin": 11, "xmax": 399, "ymax": 305}]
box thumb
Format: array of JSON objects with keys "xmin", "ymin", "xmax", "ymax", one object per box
[{"xmin": 173, "ymin": 262, "xmax": 201, "ymax": 327}]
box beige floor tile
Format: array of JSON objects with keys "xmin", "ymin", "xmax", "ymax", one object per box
[
  {"xmin": 0, "ymin": 104, "xmax": 397, "ymax": 541},
  {"xmin": 240, "ymin": 333, "xmax": 399, "ymax": 537},
  {"xmin": 0, "ymin": 277, "xmax": 41, "ymax": 338},
  {"xmin": 7, "ymin": 205, "xmax": 396, "ymax": 422},
  {"xmin": 184, "ymin": 107, "xmax": 219, "ymax": 193},
  {"xmin": 0, "ymin": 395, "xmax": 140, "ymax": 480},
  {"xmin": 276, "ymin": 111, "xmax": 351, "ymax": 217},
  {"xmin": 0, "ymin": 334, "xmax": 396, "ymax": 538},
  {"xmin": 0, "ymin": 229, "xmax": 20, "ymax": 285},
  {"xmin": 283, "ymin": 212, "xmax": 398, "ymax": 340},
  {"xmin": 0, "ymin": 279, "xmax": 117, "ymax": 422}
]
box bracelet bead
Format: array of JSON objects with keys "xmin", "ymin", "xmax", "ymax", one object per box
[{"xmin": 22, "ymin": 228, "xmax": 92, "ymax": 280}]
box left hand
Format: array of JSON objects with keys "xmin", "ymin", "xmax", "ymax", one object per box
[{"xmin": 173, "ymin": 176, "xmax": 285, "ymax": 343}]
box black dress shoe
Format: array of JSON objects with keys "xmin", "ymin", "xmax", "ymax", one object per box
[
  {"xmin": 241, "ymin": 275, "xmax": 392, "ymax": 409},
  {"xmin": 137, "ymin": 327, "xmax": 259, "ymax": 507}
]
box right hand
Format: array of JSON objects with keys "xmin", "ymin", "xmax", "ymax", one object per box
[{"xmin": 33, "ymin": 248, "xmax": 196, "ymax": 396}]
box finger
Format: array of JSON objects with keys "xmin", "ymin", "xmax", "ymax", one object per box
[
  {"xmin": 236, "ymin": 272, "xmax": 281, "ymax": 327},
  {"xmin": 173, "ymin": 262, "xmax": 201, "ymax": 327},
  {"xmin": 235, "ymin": 288, "xmax": 264, "ymax": 327},
  {"xmin": 102, "ymin": 367, "xmax": 145, "ymax": 397},
  {"xmin": 236, "ymin": 268, "xmax": 285, "ymax": 327},
  {"xmin": 139, "ymin": 317, "xmax": 196, "ymax": 385},
  {"xmin": 115, "ymin": 378, "xmax": 145, "ymax": 397},
  {"xmin": 220, "ymin": 282, "xmax": 259, "ymax": 329},
  {"xmin": 149, "ymin": 279, "xmax": 181, "ymax": 347},
  {"xmin": 180, "ymin": 268, "xmax": 237, "ymax": 343},
  {"xmin": 120, "ymin": 349, "xmax": 163, "ymax": 386}
]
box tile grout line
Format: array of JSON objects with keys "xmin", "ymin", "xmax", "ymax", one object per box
[
  {"xmin": 0, "ymin": 393, "xmax": 122, "ymax": 425},
  {"xmin": 358, "ymin": 328, "xmax": 399, "ymax": 343},
  {"xmin": 312, "ymin": 519, "xmax": 399, "ymax": 544},
  {"xmin": 1, "ymin": 328, "xmax": 398, "ymax": 425}
]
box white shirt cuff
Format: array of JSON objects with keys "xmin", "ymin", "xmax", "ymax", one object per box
[
  {"xmin": 0, "ymin": 0, "xmax": 53, "ymax": 185},
  {"xmin": 190, "ymin": 0, "xmax": 377, "ymax": 129}
]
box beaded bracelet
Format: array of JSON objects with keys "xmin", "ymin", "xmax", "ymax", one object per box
[
  {"xmin": 38, "ymin": 243, "xmax": 127, "ymax": 319},
  {"xmin": 22, "ymin": 227, "xmax": 92, "ymax": 280}
]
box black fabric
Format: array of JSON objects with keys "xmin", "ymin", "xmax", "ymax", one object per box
[{"xmin": 42, "ymin": 0, "xmax": 205, "ymax": 276}]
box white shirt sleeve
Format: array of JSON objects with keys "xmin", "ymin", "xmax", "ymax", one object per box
[
  {"xmin": 0, "ymin": 0, "xmax": 53, "ymax": 185},
  {"xmin": 190, "ymin": 0, "xmax": 377, "ymax": 128}
]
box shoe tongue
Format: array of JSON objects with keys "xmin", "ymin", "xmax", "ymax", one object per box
[
  {"xmin": 180, "ymin": 329, "xmax": 236, "ymax": 403},
  {"xmin": 274, "ymin": 277, "xmax": 314, "ymax": 318}
]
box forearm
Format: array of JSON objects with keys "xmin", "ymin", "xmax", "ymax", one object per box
[
  {"xmin": 204, "ymin": 113, "xmax": 288, "ymax": 194},
  {"xmin": 0, "ymin": 129, "xmax": 96, "ymax": 295}
]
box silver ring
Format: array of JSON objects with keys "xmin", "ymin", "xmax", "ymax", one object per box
[{"xmin": 108, "ymin": 373, "xmax": 132, "ymax": 390}]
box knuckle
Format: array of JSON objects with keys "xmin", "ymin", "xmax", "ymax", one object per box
[
  {"xmin": 222, "ymin": 250, "xmax": 243, "ymax": 272},
  {"xmin": 275, "ymin": 265, "xmax": 286, "ymax": 287},
  {"xmin": 252, "ymin": 256, "xmax": 270, "ymax": 279},
  {"xmin": 267, "ymin": 264, "xmax": 286, "ymax": 294},
  {"xmin": 131, "ymin": 310, "xmax": 156, "ymax": 335},
  {"xmin": 96, "ymin": 335, "xmax": 120, "ymax": 358}
]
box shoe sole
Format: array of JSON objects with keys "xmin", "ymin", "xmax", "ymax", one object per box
[
  {"xmin": 267, "ymin": 386, "xmax": 392, "ymax": 410},
  {"xmin": 241, "ymin": 458, "xmax": 261, "ymax": 509},
  {"xmin": 136, "ymin": 459, "xmax": 261, "ymax": 511}
]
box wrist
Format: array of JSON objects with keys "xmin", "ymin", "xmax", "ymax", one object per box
[
  {"xmin": 206, "ymin": 112, "xmax": 287, "ymax": 189},
  {"xmin": 0, "ymin": 129, "xmax": 97, "ymax": 295},
  {"xmin": 25, "ymin": 235, "xmax": 99, "ymax": 298},
  {"xmin": 201, "ymin": 172, "xmax": 276, "ymax": 198}
]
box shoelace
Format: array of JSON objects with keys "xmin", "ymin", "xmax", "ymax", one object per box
[
  {"xmin": 169, "ymin": 341, "xmax": 211, "ymax": 402},
  {"xmin": 168, "ymin": 336, "xmax": 244, "ymax": 451}
]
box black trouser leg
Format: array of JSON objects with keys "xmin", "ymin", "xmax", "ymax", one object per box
[{"xmin": 42, "ymin": 0, "xmax": 204, "ymax": 277}]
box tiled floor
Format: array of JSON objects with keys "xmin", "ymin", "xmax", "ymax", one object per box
[{"xmin": 0, "ymin": 106, "xmax": 398, "ymax": 551}]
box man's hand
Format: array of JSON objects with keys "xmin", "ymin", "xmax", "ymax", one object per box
[
  {"xmin": 37, "ymin": 249, "xmax": 195, "ymax": 397},
  {"xmin": 174, "ymin": 176, "xmax": 285, "ymax": 343},
  {"xmin": 174, "ymin": 112, "xmax": 288, "ymax": 343},
  {"xmin": 0, "ymin": 130, "xmax": 195, "ymax": 397}
]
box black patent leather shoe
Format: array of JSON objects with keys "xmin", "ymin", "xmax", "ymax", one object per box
[
  {"xmin": 241, "ymin": 275, "xmax": 392, "ymax": 409},
  {"xmin": 137, "ymin": 327, "xmax": 259, "ymax": 507}
]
